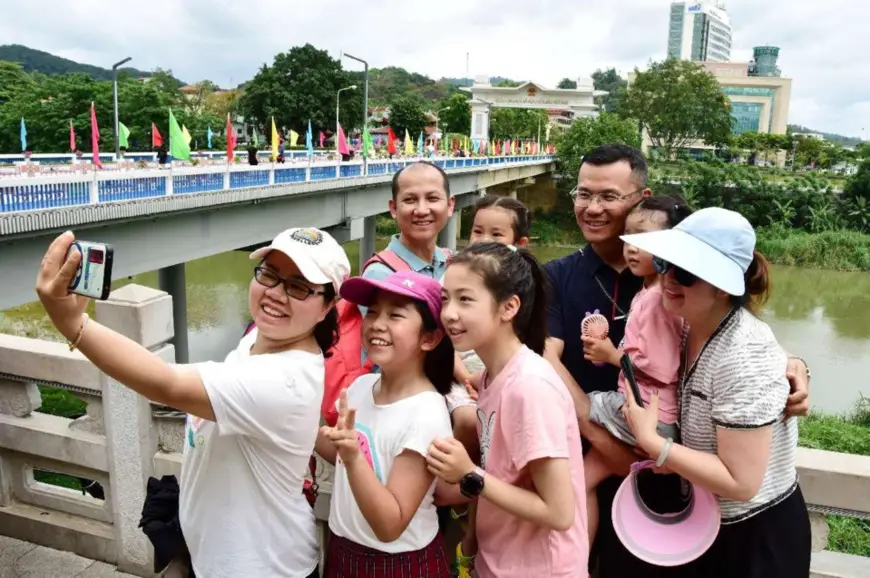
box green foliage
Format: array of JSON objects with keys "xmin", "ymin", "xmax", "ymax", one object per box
[
  {"xmin": 620, "ymin": 59, "xmax": 732, "ymax": 157},
  {"xmin": 238, "ymin": 44, "xmax": 363, "ymax": 136},
  {"xmin": 363, "ymin": 67, "xmax": 458, "ymax": 106},
  {"xmin": 591, "ymin": 68, "xmax": 627, "ymax": 113},
  {"xmin": 555, "ymin": 111, "xmax": 642, "ymax": 182},
  {"xmin": 437, "ymin": 93, "xmax": 471, "ymax": 136},
  {"xmin": 489, "ymin": 108, "xmax": 548, "ymax": 140},
  {"xmin": 0, "ymin": 44, "xmax": 166, "ymax": 82},
  {"xmin": 388, "ymin": 96, "xmax": 427, "ymax": 139},
  {"xmin": 789, "ymin": 123, "xmax": 866, "ymax": 149},
  {"xmin": 557, "ymin": 78, "xmax": 577, "ymax": 89},
  {"xmin": 843, "ymin": 159, "xmax": 870, "ymax": 204},
  {"xmin": 757, "ymin": 228, "xmax": 870, "ymax": 271}
]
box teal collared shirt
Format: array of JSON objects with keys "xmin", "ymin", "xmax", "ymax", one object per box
[{"xmin": 359, "ymin": 234, "xmax": 450, "ymax": 367}]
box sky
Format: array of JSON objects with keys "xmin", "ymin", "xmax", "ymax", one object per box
[{"xmin": 2, "ymin": 0, "xmax": 868, "ymax": 137}]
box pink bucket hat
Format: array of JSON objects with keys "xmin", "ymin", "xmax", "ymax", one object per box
[
  {"xmin": 340, "ymin": 271, "xmax": 444, "ymax": 329},
  {"xmin": 612, "ymin": 460, "xmax": 721, "ymax": 567}
]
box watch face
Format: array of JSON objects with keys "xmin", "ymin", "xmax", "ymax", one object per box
[{"xmin": 460, "ymin": 472, "xmax": 484, "ymax": 498}]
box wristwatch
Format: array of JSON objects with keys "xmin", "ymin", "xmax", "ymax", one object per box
[{"xmin": 459, "ymin": 467, "xmax": 486, "ymax": 498}]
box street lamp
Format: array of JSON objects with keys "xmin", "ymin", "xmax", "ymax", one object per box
[
  {"xmin": 343, "ymin": 54, "xmax": 369, "ymax": 171},
  {"xmin": 336, "ymin": 85, "xmax": 357, "ymax": 158},
  {"xmin": 112, "ymin": 57, "xmax": 132, "ymax": 158},
  {"xmin": 435, "ymin": 106, "xmax": 450, "ymax": 153}
]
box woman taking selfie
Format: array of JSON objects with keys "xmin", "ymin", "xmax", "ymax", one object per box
[{"xmin": 35, "ymin": 228, "xmax": 351, "ymax": 578}]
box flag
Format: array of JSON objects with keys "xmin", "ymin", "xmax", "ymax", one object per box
[
  {"xmin": 271, "ymin": 117, "xmax": 280, "ymax": 161},
  {"xmin": 252, "ymin": 126, "xmax": 260, "ymax": 147},
  {"xmin": 404, "ymin": 130, "xmax": 413, "ymax": 154},
  {"xmin": 417, "ymin": 132, "xmax": 424, "ymax": 155},
  {"xmin": 319, "ymin": 131, "xmax": 326, "ymax": 148},
  {"xmin": 19, "ymin": 117, "xmax": 26, "ymax": 152},
  {"xmin": 207, "ymin": 126, "xmax": 213, "ymax": 149},
  {"xmin": 289, "ymin": 129, "xmax": 300, "ymax": 148},
  {"xmin": 152, "ymin": 123, "xmax": 163, "ymax": 148},
  {"xmin": 118, "ymin": 122, "xmax": 130, "ymax": 148},
  {"xmin": 337, "ymin": 123, "xmax": 350, "ymax": 155},
  {"xmin": 168, "ymin": 109, "xmax": 191, "ymax": 160},
  {"xmin": 362, "ymin": 128, "xmax": 374, "ymax": 158},
  {"xmin": 387, "ymin": 127, "xmax": 398, "ymax": 155},
  {"xmin": 306, "ymin": 121, "xmax": 314, "ymax": 157},
  {"xmin": 69, "ymin": 120, "xmax": 76, "ymax": 151},
  {"xmin": 90, "ymin": 102, "xmax": 101, "ymax": 168},
  {"xmin": 226, "ymin": 113, "xmax": 236, "ymax": 163},
  {"xmin": 181, "ymin": 125, "xmax": 192, "ymax": 146}
]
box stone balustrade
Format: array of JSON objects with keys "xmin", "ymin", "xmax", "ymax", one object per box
[{"xmin": 0, "ymin": 284, "xmax": 867, "ymax": 577}]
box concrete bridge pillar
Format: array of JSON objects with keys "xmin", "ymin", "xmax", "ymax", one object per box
[
  {"xmin": 359, "ymin": 216, "xmax": 377, "ymax": 274},
  {"xmin": 439, "ymin": 213, "xmax": 459, "ymax": 252},
  {"xmin": 158, "ymin": 263, "xmax": 189, "ymax": 364}
]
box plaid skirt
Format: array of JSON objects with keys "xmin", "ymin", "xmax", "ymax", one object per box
[{"xmin": 325, "ymin": 534, "xmax": 451, "ymax": 578}]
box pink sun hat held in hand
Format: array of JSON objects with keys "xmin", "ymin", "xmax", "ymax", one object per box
[
  {"xmin": 612, "ymin": 460, "xmax": 721, "ymax": 567},
  {"xmin": 340, "ymin": 270, "xmax": 444, "ymax": 329}
]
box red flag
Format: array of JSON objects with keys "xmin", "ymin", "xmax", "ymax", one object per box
[
  {"xmin": 319, "ymin": 131, "xmax": 326, "ymax": 148},
  {"xmin": 69, "ymin": 120, "xmax": 76, "ymax": 152},
  {"xmin": 226, "ymin": 113, "xmax": 236, "ymax": 163},
  {"xmin": 90, "ymin": 102, "xmax": 102, "ymax": 169},
  {"xmin": 152, "ymin": 123, "xmax": 163, "ymax": 148},
  {"xmin": 387, "ymin": 127, "xmax": 398, "ymax": 155}
]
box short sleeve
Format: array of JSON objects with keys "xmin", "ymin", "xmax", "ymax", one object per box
[
  {"xmin": 398, "ymin": 397, "xmax": 453, "ymax": 457},
  {"xmin": 625, "ymin": 294, "xmax": 684, "ymax": 385},
  {"xmin": 544, "ymin": 260, "xmax": 565, "ymax": 341},
  {"xmin": 711, "ymin": 342, "xmax": 788, "ymax": 429},
  {"xmin": 501, "ymin": 378, "xmax": 570, "ymax": 470},
  {"xmin": 357, "ymin": 262, "xmax": 393, "ymax": 316},
  {"xmin": 196, "ymin": 356, "xmax": 321, "ymax": 441}
]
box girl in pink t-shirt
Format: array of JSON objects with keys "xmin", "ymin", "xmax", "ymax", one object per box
[
  {"xmin": 429, "ymin": 243, "xmax": 589, "ymax": 578},
  {"xmin": 581, "ymin": 196, "xmax": 692, "ymax": 544}
]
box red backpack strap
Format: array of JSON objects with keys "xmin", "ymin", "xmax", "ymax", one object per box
[{"xmin": 363, "ymin": 249, "xmax": 412, "ymax": 274}]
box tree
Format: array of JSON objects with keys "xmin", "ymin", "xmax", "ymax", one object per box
[
  {"xmin": 437, "ymin": 93, "xmax": 471, "ymax": 136},
  {"xmin": 557, "ymin": 78, "xmax": 577, "ymax": 89},
  {"xmin": 555, "ymin": 112, "xmax": 642, "ymax": 182},
  {"xmin": 204, "ymin": 88, "xmax": 241, "ymax": 120},
  {"xmin": 388, "ymin": 96, "xmax": 427, "ymax": 139},
  {"xmin": 0, "ymin": 61, "xmax": 34, "ymax": 105},
  {"xmin": 620, "ymin": 59, "xmax": 732, "ymax": 158},
  {"xmin": 489, "ymin": 109, "xmax": 549, "ymax": 140},
  {"xmin": 592, "ymin": 68, "xmax": 627, "ymax": 113}
]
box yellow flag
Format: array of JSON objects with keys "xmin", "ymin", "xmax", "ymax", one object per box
[
  {"xmin": 271, "ymin": 117, "xmax": 279, "ymax": 160},
  {"xmin": 182, "ymin": 125, "xmax": 192, "ymax": 145},
  {"xmin": 404, "ymin": 130, "xmax": 413, "ymax": 154},
  {"xmin": 289, "ymin": 130, "xmax": 300, "ymax": 147}
]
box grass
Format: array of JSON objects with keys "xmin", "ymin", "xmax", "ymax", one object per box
[
  {"xmin": 33, "ymin": 387, "xmax": 88, "ymax": 491},
  {"xmin": 757, "ymin": 227, "xmax": 870, "ymax": 272},
  {"xmin": 798, "ymin": 398, "xmax": 870, "ymax": 557}
]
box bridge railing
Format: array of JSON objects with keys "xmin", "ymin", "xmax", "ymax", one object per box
[
  {"xmin": 2, "ymin": 284, "xmax": 863, "ymax": 577},
  {"xmin": 0, "ymin": 155, "xmax": 555, "ymax": 214}
]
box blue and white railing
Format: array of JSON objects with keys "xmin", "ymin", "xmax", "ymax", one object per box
[{"xmin": 0, "ymin": 156, "xmax": 554, "ymax": 214}]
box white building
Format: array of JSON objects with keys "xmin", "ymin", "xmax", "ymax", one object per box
[{"xmin": 667, "ymin": 1, "xmax": 733, "ymax": 62}]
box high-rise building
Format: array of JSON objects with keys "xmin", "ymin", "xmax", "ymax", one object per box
[{"xmin": 667, "ymin": 1, "xmax": 733, "ymax": 62}]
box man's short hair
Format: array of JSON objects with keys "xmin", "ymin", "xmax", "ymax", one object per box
[
  {"xmin": 579, "ymin": 143, "xmax": 648, "ymax": 187},
  {"xmin": 391, "ymin": 161, "xmax": 451, "ymax": 200}
]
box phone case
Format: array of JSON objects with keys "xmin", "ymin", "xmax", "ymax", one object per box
[{"xmin": 67, "ymin": 241, "xmax": 114, "ymax": 300}]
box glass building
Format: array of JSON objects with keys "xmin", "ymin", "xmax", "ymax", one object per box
[{"xmin": 667, "ymin": 1, "xmax": 733, "ymax": 62}]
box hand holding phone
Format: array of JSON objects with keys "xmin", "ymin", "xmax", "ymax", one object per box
[
  {"xmin": 620, "ymin": 354, "xmax": 645, "ymax": 408},
  {"xmin": 67, "ymin": 241, "xmax": 114, "ymax": 300}
]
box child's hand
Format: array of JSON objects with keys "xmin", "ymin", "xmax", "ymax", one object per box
[
  {"xmin": 581, "ymin": 335, "xmax": 620, "ymax": 366},
  {"xmin": 326, "ymin": 389, "xmax": 361, "ymax": 465},
  {"xmin": 464, "ymin": 379, "xmax": 479, "ymax": 402},
  {"xmin": 426, "ymin": 437, "xmax": 476, "ymax": 484}
]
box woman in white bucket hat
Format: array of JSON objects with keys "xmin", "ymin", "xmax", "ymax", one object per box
[{"xmin": 616, "ymin": 207, "xmax": 811, "ymax": 577}]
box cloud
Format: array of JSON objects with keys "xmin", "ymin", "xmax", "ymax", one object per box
[{"xmin": 1, "ymin": 0, "xmax": 866, "ymax": 137}]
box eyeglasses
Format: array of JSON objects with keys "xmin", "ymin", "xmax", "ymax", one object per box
[
  {"xmin": 652, "ymin": 257, "xmax": 698, "ymax": 287},
  {"xmin": 254, "ymin": 267, "xmax": 326, "ymax": 301},
  {"xmin": 570, "ymin": 187, "xmax": 643, "ymax": 208}
]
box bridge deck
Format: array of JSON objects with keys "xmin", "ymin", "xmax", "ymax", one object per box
[{"xmin": 0, "ymin": 536, "xmax": 135, "ymax": 577}]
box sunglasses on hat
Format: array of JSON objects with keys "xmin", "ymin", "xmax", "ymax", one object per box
[{"xmin": 653, "ymin": 256, "xmax": 698, "ymax": 287}]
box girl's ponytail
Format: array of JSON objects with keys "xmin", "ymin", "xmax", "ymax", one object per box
[{"xmin": 516, "ymin": 248, "xmax": 549, "ymax": 355}]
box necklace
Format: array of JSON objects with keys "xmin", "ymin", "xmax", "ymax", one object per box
[{"xmin": 594, "ymin": 274, "xmax": 627, "ymax": 321}]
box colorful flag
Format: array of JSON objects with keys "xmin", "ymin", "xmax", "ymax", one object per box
[
  {"xmin": 252, "ymin": 126, "xmax": 260, "ymax": 147},
  {"xmin": 404, "ymin": 130, "xmax": 413, "ymax": 154},
  {"xmin": 336, "ymin": 123, "xmax": 350, "ymax": 155},
  {"xmin": 417, "ymin": 132, "xmax": 424, "ymax": 155},
  {"xmin": 306, "ymin": 121, "xmax": 314, "ymax": 157},
  {"xmin": 289, "ymin": 129, "xmax": 300, "ymax": 148},
  {"xmin": 152, "ymin": 123, "xmax": 163, "ymax": 148},
  {"xmin": 168, "ymin": 109, "xmax": 191, "ymax": 161},
  {"xmin": 319, "ymin": 131, "xmax": 325, "ymax": 148},
  {"xmin": 271, "ymin": 117, "xmax": 280, "ymax": 161},
  {"xmin": 387, "ymin": 127, "xmax": 398, "ymax": 155},
  {"xmin": 69, "ymin": 120, "xmax": 76, "ymax": 151},
  {"xmin": 118, "ymin": 122, "xmax": 130, "ymax": 149},
  {"xmin": 226, "ymin": 113, "xmax": 236, "ymax": 163},
  {"xmin": 19, "ymin": 117, "xmax": 26, "ymax": 152},
  {"xmin": 362, "ymin": 128, "xmax": 374, "ymax": 158},
  {"xmin": 181, "ymin": 125, "xmax": 192, "ymax": 146},
  {"xmin": 207, "ymin": 126, "xmax": 214, "ymax": 149},
  {"xmin": 90, "ymin": 102, "xmax": 101, "ymax": 168}
]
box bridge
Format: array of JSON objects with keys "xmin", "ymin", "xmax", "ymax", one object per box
[{"xmin": 0, "ymin": 155, "xmax": 553, "ymax": 362}]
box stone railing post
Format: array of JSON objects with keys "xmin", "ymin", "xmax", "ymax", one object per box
[{"xmin": 95, "ymin": 284, "xmax": 175, "ymax": 576}]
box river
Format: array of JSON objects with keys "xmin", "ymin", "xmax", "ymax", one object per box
[{"xmin": 2, "ymin": 242, "xmax": 866, "ymax": 416}]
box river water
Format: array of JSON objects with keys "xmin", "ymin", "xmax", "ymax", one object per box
[{"xmin": 2, "ymin": 242, "xmax": 867, "ymax": 416}]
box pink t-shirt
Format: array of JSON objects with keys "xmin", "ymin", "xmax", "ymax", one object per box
[
  {"xmin": 475, "ymin": 346, "xmax": 589, "ymax": 578},
  {"xmin": 617, "ymin": 284, "xmax": 684, "ymax": 424}
]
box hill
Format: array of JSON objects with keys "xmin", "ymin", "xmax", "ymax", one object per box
[
  {"xmin": 789, "ymin": 124, "xmax": 865, "ymax": 148},
  {"xmin": 0, "ymin": 44, "xmax": 174, "ymax": 83}
]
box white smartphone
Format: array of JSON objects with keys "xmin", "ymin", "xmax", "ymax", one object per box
[{"xmin": 67, "ymin": 241, "xmax": 114, "ymax": 300}]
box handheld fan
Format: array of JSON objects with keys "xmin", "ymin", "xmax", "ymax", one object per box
[{"xmin": 582, "ymin": 310, "xmax": 610, "ymax": 367}]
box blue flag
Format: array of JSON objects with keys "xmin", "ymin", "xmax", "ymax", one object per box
[
  {"xmin": 20, "ymin": 117, "xmax": 27, "ymax": 152},
  {"xmin": 305, "ymin": 120, "xmax": 314, "ymax": 157},
  {"xmin": 417, "ymin": 132, "xmax": 424, "ymax": 155},
  {"xmin": 206, "ymin": 126, "xmax": 213, "ymax": 149}
]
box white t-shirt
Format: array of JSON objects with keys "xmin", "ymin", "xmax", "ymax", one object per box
[
  {"xmin": 180, "ymin": 329, "xmax": 323, "ymax": 577},
  {"xmin": 328, "ymin": 373, "xmax": 453, "ymax": 553}
]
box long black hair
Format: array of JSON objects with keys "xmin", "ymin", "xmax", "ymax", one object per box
[
  {"xmin": 448, "ymin": 242, "xmax": 549, "ymax": 354},
  {"xmin": 412, "ymin": 301, "xmax": 455, "ymax": 395}
]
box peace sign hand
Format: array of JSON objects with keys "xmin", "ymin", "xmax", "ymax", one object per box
[{"xmin": 322, "ymin": 389, "xmax": 361, "ymax": 465}]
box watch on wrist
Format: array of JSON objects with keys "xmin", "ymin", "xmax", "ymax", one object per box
[{"xmin": 459, "ymin": 467, "xmax": 485, "ymax": 498}]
